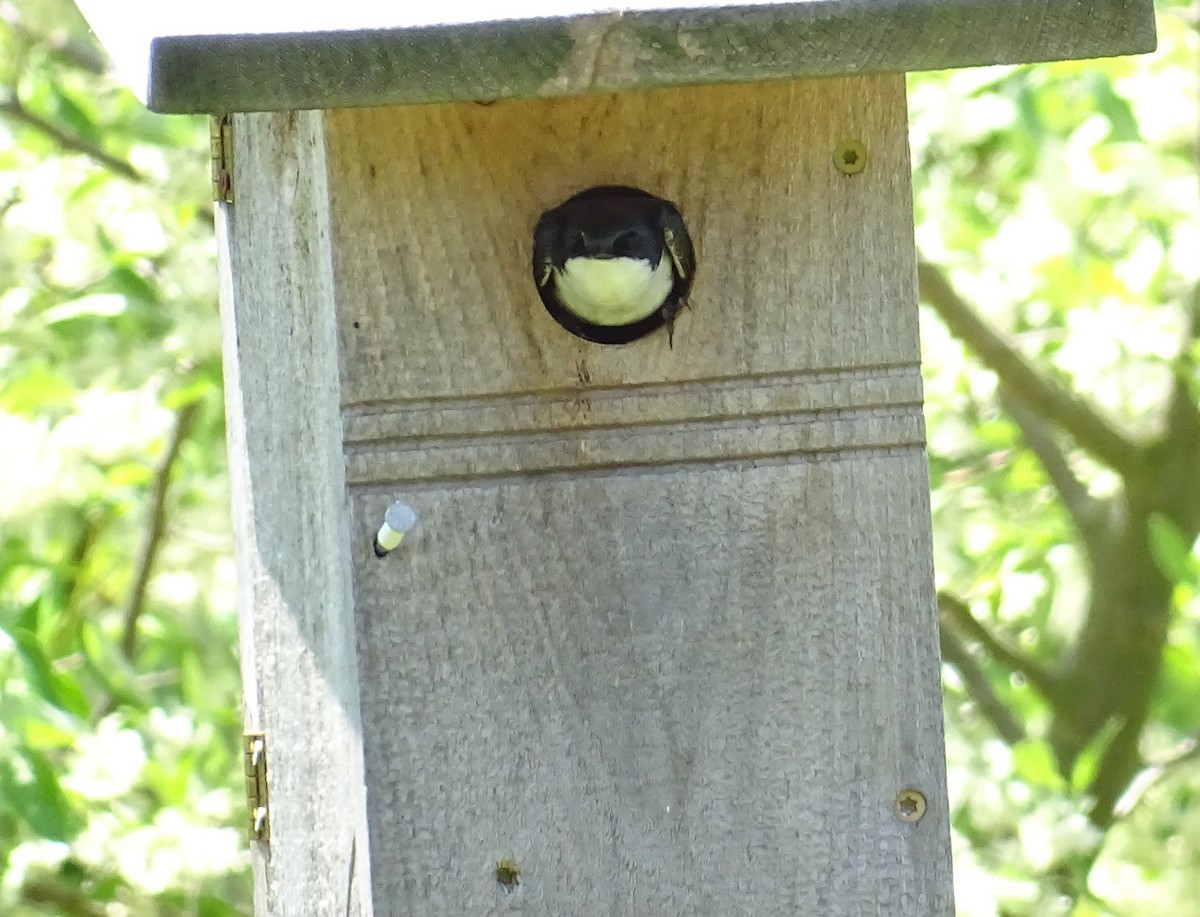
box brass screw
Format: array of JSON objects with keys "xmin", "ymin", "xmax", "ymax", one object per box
[
  {"xmin": 834, "ymin": 139, "xmax": 867, "ymax": 175},
  {"xmin": 495, "ymin": 858, "xmax": 520, "ymax": 891},
  {"xmin": 894, "ymin": 788, "xmax": 927, "ymax": 823}
]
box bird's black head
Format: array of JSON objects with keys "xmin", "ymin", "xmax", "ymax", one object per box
[{"xmin": 557, "ymin": 189, "xmax": 665, "ymax": 264}]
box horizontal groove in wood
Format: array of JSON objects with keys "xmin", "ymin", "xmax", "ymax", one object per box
[
  {"xmin": 348, "ymin": 441, "xmax": 925, "ymax": 492},
  {"xmin": 342, "ymin": 363, "xmax": 923, "ymax": 444},
  {"xmin": 343, "ymin": 400, "xmax": 926, "ymax": 486}
]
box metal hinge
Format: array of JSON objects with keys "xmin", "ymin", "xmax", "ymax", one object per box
[
  {"xmin": 243, "ymin": 732, "xmax": 270, "ymax": 841},
  {"xmin": 210, "ymin": 114, "xmax": 234, "ymax": 203}
]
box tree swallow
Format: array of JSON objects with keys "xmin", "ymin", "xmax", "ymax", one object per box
[{"xmin": 533, "ymin": 186, "xmax": 695, "ymax": 346}]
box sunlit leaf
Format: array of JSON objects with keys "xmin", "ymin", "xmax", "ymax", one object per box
[
  {"xmin": 198, "ymin": 894, "xmax": 245, "ymax": 917},
  {"xmin": 40, "ymin": 293, "xmax": 127, "ymax": 324},
  {"xmin": 0, "ymin": 745, "xmax": 83, "ymax": 841},
  {"xmin": 49, "ymin": 82, "xmax": 100, "ymax": 143},
  {"xmin": 0, "ymin": 362, "xmax": 74, "ymax": 413},
  {"xmin": 64, "ymin": 169, "xmax": 111, "ymax": 204},
  {"xmin": 107, "ymin": 264, "xmax": 159, "ymax": 304},
  {"xmin": 1011, "ymin": 738, "xmax": 1067, "ymax": 792},
  {"xmin": 1154, "ymin": 642, "xmax": 1200, "ymax": 733},
  {"xmin": 1085, "ymin": 73, "xmax": 1142, "ymax": 144},
  {"xmin": 1070, "ymin": 717, "xmax": 1124, "ymax": 792},
  {"xmin": 104, "ymin": 466, "xmax": 152, "ymax": 492},
  {"xmin": 1148, "ymin": 513, "xmax": 1198, "ymax": 585},
  {"xmin": 163, "ymin": 374, "xmax": 217, "ymax": 411},
  {"xmin": 9, "ymin": 627, "xmax": 91, "ymax": 719},
  {"xmin": 22, "ymin": 718, "xmax": 78, "ymax": 749}
]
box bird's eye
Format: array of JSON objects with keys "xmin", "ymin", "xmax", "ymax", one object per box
[
  {"xmin": 568, "ymin": 231, "xmax": 587, "ymax": 258},
  {"xmin": 611, "ymin": 230, "xmax": 643, "ymax": 257}
]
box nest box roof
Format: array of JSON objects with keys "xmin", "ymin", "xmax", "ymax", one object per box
[{"xmin": 78, "ymin": 0, "xmax": 1156, "ymax": 114}]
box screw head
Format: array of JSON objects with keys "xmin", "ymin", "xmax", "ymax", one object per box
[
  {"xmin": 835, "ymin": 139, "xmax": 867, "ymax": 175},
  {"xmin": 894, "ymin": 788, "xmax": 927, "ymax": 823},
  {"xmin": 495, "ymin": 858, "xmax": 520, "ymax": 890}
]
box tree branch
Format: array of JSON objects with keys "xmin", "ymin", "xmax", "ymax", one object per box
[
  {"xmin": 1000, "ymin": 388, "xmax": 1107, "ymax": 543},
  {"xmin": 918, "ymin": 259, "xmax": 1142, "ymax": 477},
  {"xmin": 48, "ymin": 507, "xmax": 109, "ymax": 655},
  {"xmin": 118, "ymin": 401, "xmax": 201, "ymax": 660},
  {"xmin": 1087, "ymin": 708, "xmax": 1151, "ymax": 828},
  {"xmin": 939, "ymin": 624, "xmax": 1026, "ymax": 744},
  {"xmin": 0, "ymin": 94, "xmax": 144, "ymax": 182},
  {"xmin": 1112, "ymin": 731, "xmax": 1200, "ymax": 821},
  {"xmin": 938, "ymin": 592, "xmax": 1065, "ymax": 708},
  {"xmin": 20, "ymin": 878, "xmax": 108, "ymax": 917},
  {"xmin": 0, "ymin": 2, "xmax": 110, "ymax": 74}
]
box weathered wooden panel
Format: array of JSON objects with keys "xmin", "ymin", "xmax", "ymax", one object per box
[
  {"xmin": 218, "ymin": 111, "xmax": 371, "ymax": 917},
  {"xmin": 329, "ymin": 79, "xmax": 917, "ymax": 402},
  {"xmin": 326, "ymin": 75, "xmax": 953, "ymax": 914},
  {"xmin": 77, "ymin": 0, "xmax": 1155, "ymax": 113},
  {"xmin": 354, "ymin": 457, "xmax": 945, "ymax": 914}
]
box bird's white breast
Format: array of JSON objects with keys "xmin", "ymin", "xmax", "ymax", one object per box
[{"xmin": 554, "ymin": 256, "xmax": 674, "ymax": 326}]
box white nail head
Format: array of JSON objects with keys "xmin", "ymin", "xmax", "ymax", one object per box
[{"xmin": 374, "ymin": 501, "xmax": 418, "ymax": 557}]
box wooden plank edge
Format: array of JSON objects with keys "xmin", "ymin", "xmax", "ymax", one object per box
[{"xmin": 124, "ymin": 1, "xmax": 1156, "ymax": 112}]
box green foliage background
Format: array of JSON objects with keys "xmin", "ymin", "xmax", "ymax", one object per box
[{"xmin": 0, "ymin": 1, "xmax": 1196, "ymax": 914}]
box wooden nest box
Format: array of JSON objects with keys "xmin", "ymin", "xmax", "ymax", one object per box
[{"xmin": 80, "ymin": 3, "xmax": 1155, "ymax": 915}]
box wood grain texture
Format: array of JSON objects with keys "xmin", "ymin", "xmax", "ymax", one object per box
[
  {"xmin": 342, "ymin": 366, "xmax": 926, "ymax": 486},
  {"xmin": 353, "ymin": 457, "xmax": 947, "ymax": 915},
  {"xmin": 330, "ymin": 76, "xmax": 954, "ymax": 914},
  {"xmin": 328, "ymin": 78, "xmax": 918, "ymax": 401},
  {"xmin": 76, "ymin": 0, "xmax": 1155, "ymax": 112},
  {"xmin": 218, "ymin": 111, "xmax": 372, "ymax": 917}
]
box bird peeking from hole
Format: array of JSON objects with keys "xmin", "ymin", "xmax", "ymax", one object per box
[{"xmin": 533, "ymin": 186, "xmax": 695, "ymax": 347}]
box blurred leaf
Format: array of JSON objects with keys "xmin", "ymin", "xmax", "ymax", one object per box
[
  {"xmin": 0, "ymin": 746, "xmax": 82, "ymax": 841},
  {"xmin": 1155, "ymin": 642, "xmax": 1200, "ymax": 733},
  {"xmin": 1012, "ymin": 738, "xmax": 1067, "ymax": 792},
  {"xmin": 1085, "ymin": 73, "xmax": 1141, "ymax": 143},
  {"xmin": 64, "ymin": 169, "xmax": 111, "ymax": 204},
  {"xmin": 48, "ymin": 82, "xmax": 99, "ymax": 142},
  {"xmin": 198, "ymin": 894, "xmax": 245, "ymax": 917},
  {"xmin": 1071, "ymin": 718, "xmax": 1124, "ymax": 792},
  {"xmin": 8, "ymin": 626, "xmax": 91, "ymax": 719},
  {"xmin": 163, "ymin": 372, "xmax": 218, "ymax": 411},
  {"xmin": 106, "ymin": 263, "xmax": 159, "ymax": 304},
  {"xmin": 78, "ymin": 619, "xmax": 150, "ymax": 712},
  {"xmin": 23, "ymin": 718, "xmax": 79, "ymax": 749},
  {"xmin": 41, "ymin": 293, "xmax": 127, "ymax": 324},
  {"xmin": 1149, "ymin": 513, "xmax": 1197, "ymax": 584},
  {"xmin": 90, "ymin": 872, "xmax": 125, "ymax": 901},
  {"xmin": 0, "ymin": 362, "xmax": 74, "ymax": 413},
  {"xmin": 106, "ymin": 461, "xmax": 154, "ymax": 488}
]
